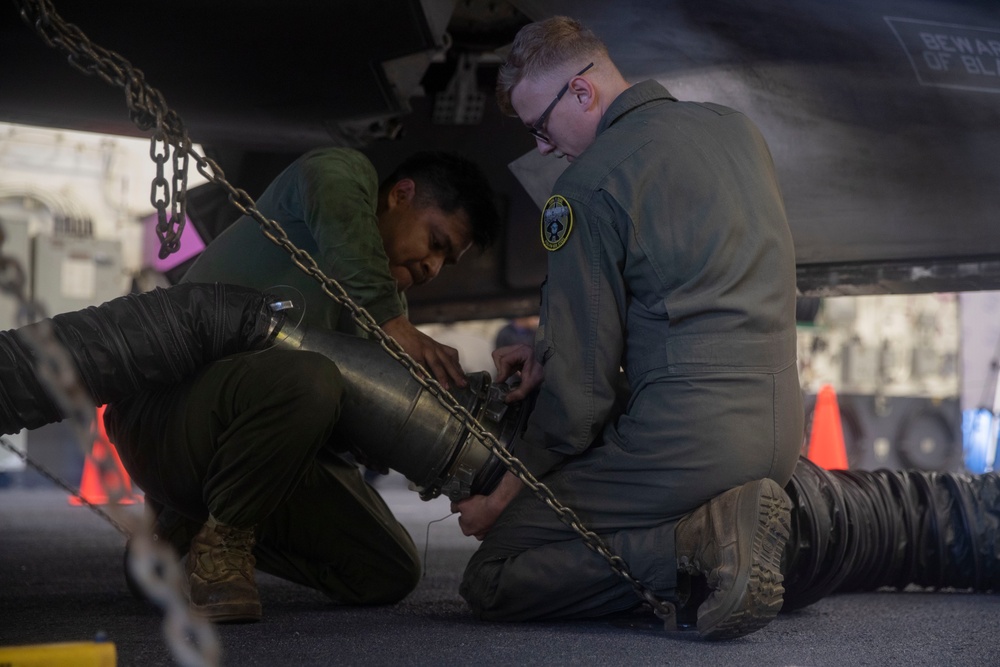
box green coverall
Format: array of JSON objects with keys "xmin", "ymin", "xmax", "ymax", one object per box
[{"xmin": 105, "ymin": 148, "xmax": 420, "ymax": 605}]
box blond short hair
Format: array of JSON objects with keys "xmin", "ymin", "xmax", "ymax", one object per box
[{"xmin": 496, "ymin": 16, "xmax": 610, "ymax": 116}]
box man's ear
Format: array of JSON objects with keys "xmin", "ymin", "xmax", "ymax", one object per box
[
  {"xmin": 568, "ymin": 75, "xmax": 596, "ymax": 110},
  {"xmin": 387, "ymin": 178, "xmax": 416, "ymax": 210}
]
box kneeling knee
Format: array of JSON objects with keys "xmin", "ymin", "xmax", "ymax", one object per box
[
  {"xmin": 459, "ymin": 557, "xmax": 507, "ymax": 620},
  {"xmin": 320, "ymin": 555, "xmax": 420, "ymax": 606},
  {"xmin": 365, "ymin": 559, "xmax": 421, "ymax": 605},
  {"xmin": 265, "ymin": 351, "xmax": 344, "ymax": 425},
  {"xmin": 295, "ymin": 353, "xmax": 344, "ymax": 416}
]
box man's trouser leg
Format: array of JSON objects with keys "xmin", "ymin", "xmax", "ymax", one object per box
[
  {"xmin": 460, "ymin": 366, "xmax": 801, "ymax": 621},
  {"xmin": 107, "ymin": 347, "xmax": 419, "ymax": 605},
  {"xmin": 460, "ymin": 455, "xmax": 681, "ymax": 621},
  {"xmin": 462, "ymin": 487, "xmax": 679, "ymax": 620},
  {"xmin": 253, "ymin": 448, "xmax": 420, "ymax": 605}
]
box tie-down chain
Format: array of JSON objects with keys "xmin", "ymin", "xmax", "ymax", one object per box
[{"xmin": 13, "ymin": 0, "xmax": 679, "ymax": 632}]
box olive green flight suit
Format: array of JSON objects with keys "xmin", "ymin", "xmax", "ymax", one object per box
[
  {"xmin": 107, "ymin": 148, "xmax": 419, "ymax": 605},
  {"xmin": 461, "ymin": 81, "xmax": 803, "ymax": 620},
  {"xmin": 183, "ymin": 147, "xmax": 406, "ymax": 332}
]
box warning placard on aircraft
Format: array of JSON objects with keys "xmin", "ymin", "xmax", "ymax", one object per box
[{"xmin": 886, "ymin": 16, "xmax": 1000, "ymax": 93}]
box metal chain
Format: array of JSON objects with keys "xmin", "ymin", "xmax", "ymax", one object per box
[
  {"xmin": 3, "ymin": 7, "xmax": 220, "ymax": 658},
  {"xmin": 0, "ymin": 254, "xmax": 220, "ymax": 666},
  {"xmin": 0, "ymin": 435, "xmax": 130, "ymax": 536},
  {"xmin": 148, "ymin": 131, "xmax": 189, "ymax": 259},
  {"xmin": 15, "ymin": 0, "xmax": 188, "ymax": 258},
  {"xmin": 13, "ymin": 0, "xmax": 676, "ymax": 628},
  {"xmin": 165, "ymin": 139, "xmax": 190, "ymax": 257}
]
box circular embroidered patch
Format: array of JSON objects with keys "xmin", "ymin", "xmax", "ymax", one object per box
[{"xmin": 540, "ymin": 194, "xmax": 573, "ymax": 251}]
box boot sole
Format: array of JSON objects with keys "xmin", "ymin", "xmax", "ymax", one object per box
[
  {"xmin": 697, "ymin": 478, "xmax": 791, "ymax": 640},
  {"xmin": 184, "ymin": 571, "xmax": 262, "ymax": 623},
  {"xmin": 191, "ymin": 600, "xmax": 262, "ymax": 624}
]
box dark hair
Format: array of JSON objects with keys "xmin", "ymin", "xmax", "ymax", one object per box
[{"xmin": 380, "ymin": 152, "xmax": 501, "ymax": 250}]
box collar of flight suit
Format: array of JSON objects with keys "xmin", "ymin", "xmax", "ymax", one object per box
[{"xmin": 596, "ymin": 79, "xmax": 678, "ymax": 136}]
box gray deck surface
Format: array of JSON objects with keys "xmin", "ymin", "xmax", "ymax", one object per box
[{"xmin": 2, "ymin": 472, "xmax": 999, "ymax": 667}]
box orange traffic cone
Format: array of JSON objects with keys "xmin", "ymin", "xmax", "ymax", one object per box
[
  {"xmin": 806, "ymin": 384, "xmax": 849, "ymax": 470},
  {"xmin": 69, "ymin": 405, "xmax": 142, "ymax": 505}
]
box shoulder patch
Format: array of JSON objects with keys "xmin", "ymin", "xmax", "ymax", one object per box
[{"xmin": 540, "ymin": 195, "xmax": 573, "ymax": 251}]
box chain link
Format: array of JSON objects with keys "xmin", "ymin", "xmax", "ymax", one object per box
[
  {"xmin": 0, "ymin": 433, "xmax": 222, "ymax": 666},
  {"xmin": 149, "ymin": 131, "xmax": 171, "ymax": 247},
  {"xmin": 146, "ymin": 130, "xmax": 190, "ymax": 259},
  {"xmin": 0, "ymin": 256, "xmax": 220, "ymax": 666},
  {"xmin": 165, "ymin": 139, "xmax": 190, "ymax": 258},
  {"xmin": 10, "ymin": 4, "xmax": 223, "ymax": 659},
  {"xmin": 17, "ymin": 0, "xmax": 188, "ymax": 259},
  {"xmin": 0, "ymin": 434, "xmax": 131, "ymax": 535},
  {"xmin": 13, "ymin": 0, "xmax": 677, "ymax": 628}
]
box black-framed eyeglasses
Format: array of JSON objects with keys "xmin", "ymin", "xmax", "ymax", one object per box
[{"xmin": 528, "ymin": 62, "xmax": 594, "ymax": 143}]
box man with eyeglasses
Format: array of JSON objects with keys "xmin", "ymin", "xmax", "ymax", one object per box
[{"xmin": 452, "ymin": 16, "xmax": 802, "ymax": 640}]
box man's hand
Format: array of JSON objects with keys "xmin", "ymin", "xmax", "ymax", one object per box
[
  {"xmin": 382, "ymin": 315, "xmax": 466, "ymax": 390},
  {"xmin": 492, "ymin": 343, "xmax": 544, "ymax": 403},
  {"xmin": 450, "ymin": 472, "xmax": 524, "ymax": 540}
]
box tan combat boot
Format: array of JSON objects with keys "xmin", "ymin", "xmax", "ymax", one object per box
[
  {"xmin": 186, "ymin": 515, "xmax": 262, "ymax": 623},
  {"xmin": 675, "ymin": 477, "xmax": 791, "ymax": 640}
]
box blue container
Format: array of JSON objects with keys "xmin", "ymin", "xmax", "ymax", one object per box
[{"xmin": 962, "ymin": 408, "xmax": 998, "ymax": 473}]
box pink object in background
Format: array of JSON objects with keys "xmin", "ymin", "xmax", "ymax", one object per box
[{"xmin": 141, "ymin": 213, "xmax": 206, "ymax": 272}]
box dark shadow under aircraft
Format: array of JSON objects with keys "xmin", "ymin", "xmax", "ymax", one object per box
[{"xmin": 3, "ymin": 0, "xmax": 1000, "ymax": 320}]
